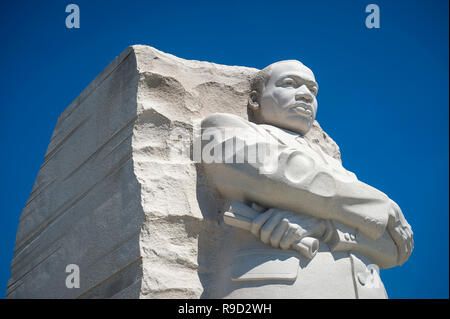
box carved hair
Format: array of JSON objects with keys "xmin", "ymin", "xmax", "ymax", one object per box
[{"xmin": 249, "ymin": 60, "xmax": 305, "ymax": 99}]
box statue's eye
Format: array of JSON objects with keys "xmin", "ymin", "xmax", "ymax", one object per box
[
  {"xmin": 309, "ymin": 86, "xmax": 318, "ymax": 95},
  {"xmin": 281, "ymin": 78, "xmax": 296, "ymax": 87}
]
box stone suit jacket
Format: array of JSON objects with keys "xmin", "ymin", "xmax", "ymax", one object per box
[
  {"xmin": 199, "ymin": 113, "xmax": 397, "ymax": 298},
  {"xmin": 200, "ymin": 113, "xmax": 394, "ymax": 240}
]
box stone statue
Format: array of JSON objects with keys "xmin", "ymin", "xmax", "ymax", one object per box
[
  {"xmin": 200, "ymin": 60, "xmax": 413, "ymax": 298},
  {"xmin": 7, "ymin": 46, "xmax": 413, "ymax": 299}
]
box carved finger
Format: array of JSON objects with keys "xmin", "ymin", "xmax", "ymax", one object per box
[
  {"xmin": 405, "ymin": 231, "xmax": 413, "ymax": 250},
  {"xmin": 251, "ymin": 209, "xmax": 275, "ymax": 236},
  {"xmin": 270, "ymin": 218, "xmax": 290, "ymax": 248},
  {"xmin": 407, "ymin": 239, "xmax": 414, "ymax": 259},
  {"xmin": 280, "ymin": 224, "xmax": 304, "ymax": 250},
  {"xmin": 260, "ymin": 212, "xmax": 284, "ymax": 244},
  {"xmin": 388, "ymin": 225, "xmax": 404, "ymax": 262},
  {"xmin": 387, "ymin": 224, "xmax": 398, "ymax": 243},
  {"xmin": 405, "ymin": 227, "xmax": 413, "ymax": 239},
  {"xmin": 398, "ymin": 241, "xmax": 408, "ymax": 265},
  {"xmin": 399, "ymin": 227, "xmax": 408, "ymax": 241},
  {"xmin": 393, "ymin": 225, "xmax": 404, "ymax": 241},
  {"xmin": 311, "ymin": 220, "xmax": 327, "ymax": 238}
]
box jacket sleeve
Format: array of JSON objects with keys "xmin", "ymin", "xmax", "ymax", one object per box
[{"xmin": 200, "ymin": 113, "xmax": 391, "ymax": 240}]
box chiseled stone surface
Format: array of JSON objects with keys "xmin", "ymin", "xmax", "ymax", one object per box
[{"xmin": 7, "ymin": 45, "xmax": 342, "ymax": 298}]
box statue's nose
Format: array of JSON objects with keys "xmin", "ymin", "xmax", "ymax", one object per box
[{"xmin": 295, "ymin": 87, "xmax": 313, "ymax": 103}]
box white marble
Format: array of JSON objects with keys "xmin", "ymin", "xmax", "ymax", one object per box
[
  {"xmin": 7, "ymin": 47, "xmax": 412, "ymax": 299},
  {"xmin": 200, "ymin": 60, "xmax": 413, "ymax": 298}
]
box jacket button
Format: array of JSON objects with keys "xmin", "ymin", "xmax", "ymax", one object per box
[{"xmin": 357, "ymin": 272, "xmax": 367, "ymax": 286}]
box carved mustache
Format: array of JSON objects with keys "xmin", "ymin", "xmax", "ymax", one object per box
[{"xmin": 290, "ymin": 101, "xmax": 313, "ymax": 118}]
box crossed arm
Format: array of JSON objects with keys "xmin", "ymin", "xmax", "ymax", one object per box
[{"xmin": 200, "ymin": 113, "xmax": 413, "ymax": 266}]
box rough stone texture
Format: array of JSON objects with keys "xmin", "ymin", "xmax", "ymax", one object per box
[{"xmin": 7, "ymin": 45, "xmax": 341, "ymax": 298}]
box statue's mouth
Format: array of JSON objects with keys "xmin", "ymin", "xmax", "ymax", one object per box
[{"xmin": 291, "ymin": 102, "xmax": 313, "ymax": 118}]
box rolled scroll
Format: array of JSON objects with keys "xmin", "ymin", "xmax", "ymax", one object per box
[{"xmin": 224, "ymin": 200, "xmax": 319, "ymax": 259}]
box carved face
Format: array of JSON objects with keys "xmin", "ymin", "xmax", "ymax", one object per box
[{"xmin": 258, "ymin": 61, "xmax": 318, "ymax": 135}]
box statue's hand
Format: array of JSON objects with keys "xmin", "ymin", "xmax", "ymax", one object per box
[
  {"xmin": 387, "ymin": 200, "xmax": 414, "ymax": 265},
  {"xmin": 250, "ymin": 208, "xmax": 329, "ymax": 253}
]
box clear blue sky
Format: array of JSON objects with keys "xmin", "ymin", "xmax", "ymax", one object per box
[{"xmin": 0, "ymin": 0, "xmax": 448, "ymax": 299}]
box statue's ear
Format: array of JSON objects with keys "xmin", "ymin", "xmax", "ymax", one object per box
[{"xmin": 248, "ymin": 90, "xmax": 260, "ymax": 111}]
